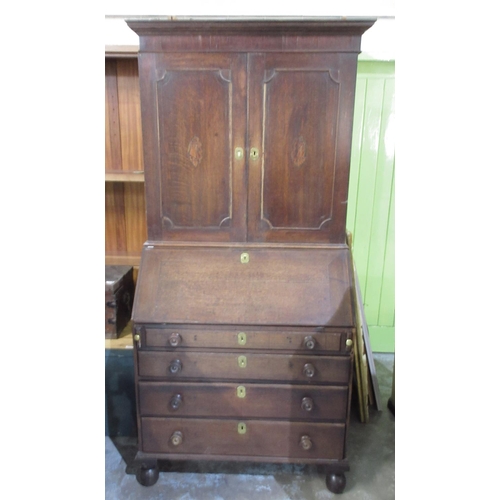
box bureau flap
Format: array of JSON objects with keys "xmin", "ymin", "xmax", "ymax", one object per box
[{"xmin": 132, "ymin": 246, "xmax": 354, "ymax": 327}]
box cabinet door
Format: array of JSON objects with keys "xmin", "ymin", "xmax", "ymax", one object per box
[
  {"xmin": 139, "ymin": 53, "xmax": 247, "ymax": 242},
  {"xmin": 247, "ymin": 53, "xmax": 358, "ymax": 243}
]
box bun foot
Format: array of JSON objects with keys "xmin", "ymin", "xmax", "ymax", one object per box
[
  {"xmin": 326, "ymin": 472, "xmax": 347, "ymax": 494},
  {"xmin": 136, "ymin": 462, "xmax": 159, "ymax": 487}
]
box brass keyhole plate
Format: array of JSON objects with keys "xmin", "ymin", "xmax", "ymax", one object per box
[
  {"xmin": 237, "ymin": 332, "xmax": 247, "ymax": 345},
  {"xmin": 235, "ymin": 147, "xmax": 244, "ymax": 159},
  {"xmin": 238, "ymin": 355, "xmax": 247, "ymax": 368},
  {"xmin": 237, "ymin": 385, "xmax": 246, "ymax": 398},
  {"xmin": 238, "ymin": 422, "xmax": 247, "ymax": 434},
  {"xmin": 240, "ymin": 252, "xmax": 249, "ymax": 264}
]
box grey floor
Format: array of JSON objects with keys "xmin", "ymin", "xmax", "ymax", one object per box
[{"xmin": 106, "ymin": 353, "xmax": 394, "ymax": 499}]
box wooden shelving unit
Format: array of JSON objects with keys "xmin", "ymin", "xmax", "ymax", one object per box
[
  {"xmin": 105, "ymin": 47, "xmax": 146, "ymax": 279},
  {"xmin": 105, "ymin": 47, "xmax": 145, "ymax": 344}
]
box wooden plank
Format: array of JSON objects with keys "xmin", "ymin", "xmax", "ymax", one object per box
[
  {"xmin": 346, "ymin": 62, "xmax": 395, "ymax": 353},
  {"xmin": 352, "ymin": 76, "xmax": 385, "ymax": 303},
  {"xmin": 105, "ymin": 171, "xmax": 144, "ymax": 182},
  {"xmin": 378, "ymin": 161, "xmax": 395, "ymax": 328},
  {"xmin": 124, "ymin": 182, "xmax": 147, "ymax": 253},
  {"xmin": 105, "ymin": 59, "xmax": 122, "ymax": 171},
  {"xmin": 105, "ymin": 252, "xmax": 142, "ymax": 267},
  {"xmin": 346, "ymin": 76, "xmax": 366, "ymax": 236},
  {"xmin": 363, "ymin": 76, "xmax": 395, "ymax": 327},
  {"xmin": 116, "ymin": 58, "xmax": 144, "ymax": 172},
  {"xmin": 354, "ymin": 263, "xmax": 382, "ymax": 411},
  {"xmin": 105, "ymin": 45, "xmax": 139, "ymax": 57},
  {"xmin": 105, "ymin": 182, "xmax": 127, "ymax": 253},
  {"xmin": 346, "ymin": 231, "xmax": 366, "ymax": 423}
]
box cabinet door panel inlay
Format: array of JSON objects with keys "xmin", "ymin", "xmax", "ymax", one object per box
[
  {"xmin": 260, "ymin": 69, "xmax": 340, "ymax": 231},
  {"xmin": 155, "ymin": 69, "xmax": 233, "ymax": 229},
  {"xmin": 291, "ymin": 136, "xmax": 307, "ymax": 167},
  {"xmin": 187, "ymin": 136, "xmax": 203, "ymax": 167}
]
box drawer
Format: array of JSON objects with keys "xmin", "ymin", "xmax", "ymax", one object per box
[
  {"xmin": 138, "ymin": 325, "xmax": 353, "ymax": 353},
  {"xmin": 139, "ymin": 381, "xmax": 349, "ymax": 420},
  {"xmin": 137, "ymin": 351, "xmax": 351, "ymax": 384},
  {"xmin": 141, "ymin": 417, "xmax": 345, "ymax": 460}
]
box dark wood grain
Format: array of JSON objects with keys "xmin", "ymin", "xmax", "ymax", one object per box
[
  {"xmin": 141, "ymin": 417, "xmax": 345, "ymax": 459},
  {"xmin": 138, "ymin": 53, "xmax": 247, "ymax": 242},
  {"xmin": 126, "ymin": 18, "xmax": 375, "ymax": 54},
  {"xmin": 138, "ymin": 381, "xmax": 349, "ymax": 420},
  {"xmin": 248, "ymin": 53, "xmax": 357, "ymax": 243},
  {"xmin": 137, "ymin": 351, "xmax": 351, "ymax": 384},
  {"xmin": 142, "ymin": 325, "xmax": 354, "ymax": 353},
  {"xmin": 124, "ymin": 18, "xmax": 374, "ymax": 489},
  {"xmin": 132, "ymin": 245, "xmax": 354, "ymax": 326}
]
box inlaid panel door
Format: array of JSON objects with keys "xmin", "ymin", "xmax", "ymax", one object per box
[
  {"xmin": 139, "ymin": 53, "xmax": 248, "ymax": 242},
  {"xmin": 247, "ymin": 53, "xmax": 358, "ymax": 243}
]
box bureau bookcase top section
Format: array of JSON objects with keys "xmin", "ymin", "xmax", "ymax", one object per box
[{"xmin": 126, "ymin": 19, "xmax": 375, "ymax": 245}]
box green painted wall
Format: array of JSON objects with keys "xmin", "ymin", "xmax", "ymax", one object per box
[{"xmin": 347, "ymin": 60, "xmax": 395, "ymax": 353}]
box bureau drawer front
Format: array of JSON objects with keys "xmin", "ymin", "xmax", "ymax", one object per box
[
  {"xmin": 142, "ymin": 325, "xmax": 353, "ymax": 353},
  {"xmin": 137, "ymin": 351, "xmax": 351, "ymax": 384},
  {"xmin": 139, "ymin": 382, "xmax": 349, "ymax": 420},
  {"xmin": 141, "ymin": 417, "xmax": 345, "ymax": 459}
]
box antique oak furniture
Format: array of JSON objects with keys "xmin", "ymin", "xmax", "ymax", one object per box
[{"xmin": 127, "ymin": 17, "xmax": 375, "ymax": 494}]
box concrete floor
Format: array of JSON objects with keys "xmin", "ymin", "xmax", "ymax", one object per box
[{"xmin": 106, "ymin": 353, "xmax": 394, "ymax": 499}]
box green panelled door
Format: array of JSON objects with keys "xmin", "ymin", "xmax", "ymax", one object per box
[{"xmin": 347, "ymin": 61, "xmax": 395, "ymax": 353}]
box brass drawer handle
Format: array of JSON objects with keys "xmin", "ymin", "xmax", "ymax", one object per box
[
  {"xmin": 169, "ymin": 359, "xmax": 182, "ymax": 374},
  {"xmin": 303, "ymin": 363, "xmax": 315, "ymax": 378},
  {"xmin": 169, "ymin": 394, "xmax": 183, "ymax": 410},
  {"xmin": 304, "ymin": 335, "xmax": 316, "ymax": 350},
  {"xmin": 170, "ymin": 431, "xmax": 183, "ymax": 446},
  {"xmin": 301, "ymin": 397, "xmax": 314, "ymax": 412},
  {"xmin": 169, "ymin": 333, "xmax": 182, "ymax": 347},
  {"xmin": 300, "ymin": 435, "xmax": 313, "ymax": 450}
]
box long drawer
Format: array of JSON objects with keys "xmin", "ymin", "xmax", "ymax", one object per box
[
  {"xmin": 141, "ymin": 417, "xmax": 345, "ymax": 460},
  {"xmin": 137, "ymin": 325, "xmax": 353, "ymax": 353},
  {"xmin": 137, "ymin": 351, "xmax": 351, "ymax": 384},
  {"xmin": 138, "ymin": 381, "xmax": 349, "ymax": 420}
]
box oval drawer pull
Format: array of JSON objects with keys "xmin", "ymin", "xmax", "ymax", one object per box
[
  {"xmin": 300, "ymin": 435, "xmax": 313, "ymax": 450},
  {"xmin": 169, "ymin": 333, "xmax": 182, "ymax": 347},
  {"xmin": 169, "ymin": 393, "xmax": 183, "ymax": 410},
  {"xmin": 301, "ymin": 396, "xmax": 314, "ymax": 412},
  {"xmin": 170, "ymin": 431, "xmax": 183, "ymax": 446},
  {"xmin": 303, "ymin": 335, "xmax": 316, "ymax": 350},
  {"xmin": 303, "ymin": 363, "xmax": 315, "ymax": 378},
  {"xmin": 169, "ymin": 359, "xmax": 182, "ymax": 374}
]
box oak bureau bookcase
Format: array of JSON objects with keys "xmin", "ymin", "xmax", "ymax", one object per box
[{"xmin": 127, "ymin": 17, "xmax": 375, "ymax": 494}]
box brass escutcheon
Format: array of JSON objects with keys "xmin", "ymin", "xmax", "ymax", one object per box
[
  {"xmin": 250, "ymin": 148, "xmax": 259, "ymax": 160},
  {"xmin": 240, "ymin": 252, "xmax": 250, "ymax": 264},
  {"xmin": 237, "ymin": 332, "xmax": 247, "ymax": 345},
  {"xmin": 238, "ymin": 422, "xmax": 247, "ymax": 434},
  {"xmin": 237, "ymin": 386, "xmax": 246, "ymax": 398},
  {"xmin": 238, "ymin": 355, "xmax": 247, "ymax": 368},
  {"xmin": 235, "ymin": 147, "xmax": 244, "ymax": 159}
]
